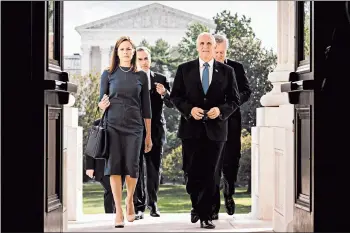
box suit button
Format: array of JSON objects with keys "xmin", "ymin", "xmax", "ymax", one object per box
[{"xmin": 204, "ymin": 98, "xmax": 207, "ymax": 101}]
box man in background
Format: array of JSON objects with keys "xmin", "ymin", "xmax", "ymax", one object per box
[
  {"xmin": 211, "ymin": 33, "xmax": 252, "ymax": 220},
  {"xmin": 131, "ymin": 46, "xmax": 174, "ymax": 220}
]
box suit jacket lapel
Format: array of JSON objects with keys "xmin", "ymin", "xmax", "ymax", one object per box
[
  {"xmin": 149, "ymin": 70, "xmax": 156, "ymax": 94},
  {"xmin": 191, "ymin": 59, "xmax": 205, "ymax": 96},
  {"xmin": 150, "ymin": 70, "xmax": 156, "ymax": 84}
]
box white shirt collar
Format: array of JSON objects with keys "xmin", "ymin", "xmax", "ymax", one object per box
[
  {"xmin": 145, "ymin": 69, "xmax": 151, "ymax": 77},
  {"xmin": 199, "ymin": 58, "xmax": 214, "ymax": 68}
]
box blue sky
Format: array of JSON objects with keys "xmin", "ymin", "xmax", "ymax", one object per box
[{"xmin": 64, "ymin": 1, "xmax": 277, "ymax": 55}]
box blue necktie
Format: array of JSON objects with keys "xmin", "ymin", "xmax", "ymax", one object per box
[{"xmin": 202, "ymin": 62, "xmax": 209, "ymax": 94}]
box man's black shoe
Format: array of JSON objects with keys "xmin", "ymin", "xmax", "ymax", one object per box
[
  {"xmin": 200, "ymin": 220, "xmax": 215, "ymax": 229},
  {"xmin": 211, "ymin": 212, "xmax": 219, "ymax": 220},
  {"xmin": 191, "ymin": 208, "xmax": 200, "ymax": 223},
  {"xmin": 135, "ymin": 210, "xmax": 144, "ymax": 220},
  {"xmin": 224, "ymin": 196, "xmax": 236, "ymax": 215},
  {"xmin": 148, "ymin": 203, "xmax": 160, "ymax": 217}
]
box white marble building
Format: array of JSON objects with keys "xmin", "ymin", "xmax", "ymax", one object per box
[{"xmin": 75, "ymin": 2, "xmax": 216, "ymax": 75}]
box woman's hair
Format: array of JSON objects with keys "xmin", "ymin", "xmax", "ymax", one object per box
[{"xmin": 108, "ymin": 36, "xmax": 137, "ymax": 73}]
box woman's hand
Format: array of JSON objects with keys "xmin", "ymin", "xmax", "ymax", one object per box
[
  {"xmin": 86, "ymin": 169, "xmax": 94, "ymax": 179},
  {"xmin": 98, "ymin": 94, "xmax": 110, "ymax": 110},
  {"xmin": 144, "ymin": 134, "xmax": 153, "ymax": 153}
]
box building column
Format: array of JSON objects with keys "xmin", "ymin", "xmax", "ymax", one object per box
[
  {"xmin": 63, "ymin": 95, "xmax": 83, "ymax": 222},
  {"xmin": 251, "ymin": 2, "xmax": 295, "ymax": 232},
  {"xmin": 81, "ymin": 45, "xmax": 91, "ymax": 76},
  {"xmin": 100, "ymin": 46, "xmax": 110, "ymax": 74},
  {"xmin": 260, "ymin": 1, "xmax": 295, "ymax": 107}
]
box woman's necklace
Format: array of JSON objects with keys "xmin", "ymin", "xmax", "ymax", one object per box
[{"xmin": 119, "ymin": 66, "xmax": 132, "ymax": 72}]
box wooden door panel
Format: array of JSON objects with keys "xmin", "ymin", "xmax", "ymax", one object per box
[
  {"xmin": 294, "ymin": 106, "xmax": 313, "ymax": 232},
  {"xmin": 295, "ymin": 106, "xmax": 311, "ymax": 208},
  {"xmin": 46, "ymin": 107, "xmax": 63, "ymax": 213},
  {"xmin": 294, "ymin": 208, "xmax": 312, "ymax": 232}
]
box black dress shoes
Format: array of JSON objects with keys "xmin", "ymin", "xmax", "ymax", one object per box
[
  {"xmin": 149, "ymin": 203, "xmax": 160, "ymax": 217},
  {"xmin": 135, "ymin": 210, "xmax": 144, "ymax": 220},
  {"xmin": 190, "ymin": 208, "xmax": 200, "ymax": 223},
  {"xmin": 224, "ymin": 196, "xmax": 236, "ymax": 215},
  {"xmin": 200, "ymin": 220, "xmax": 216, "ymax": 229},
  {"xmin": 211, "ymin": 212, "xmax": 219, "ymax": 220}
]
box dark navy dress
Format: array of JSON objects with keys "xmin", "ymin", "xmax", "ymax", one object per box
[{"xmin": 99, "ymin": 67, "xmax": 151, "ymax": 178}]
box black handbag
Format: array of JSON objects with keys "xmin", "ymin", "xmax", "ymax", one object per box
[
  {"xmin": 84, "ymin": 109, "xmax": 108, "ymax": 159},
  {"xmin": 84, "ymin": 72, "xmax": 111, "ymax": 159}
]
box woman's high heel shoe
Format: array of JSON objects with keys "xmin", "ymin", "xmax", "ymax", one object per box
[
  {"xmin": 115, "ymin": 222, "xmax": 125, "ymax": 228},
  {"xmin": 125, "ymin": 198, "xmax": 135, "ymax": 222},
  {"xmin": 115, "ymin": 212, "xmax": 125, "ymax": 228}
]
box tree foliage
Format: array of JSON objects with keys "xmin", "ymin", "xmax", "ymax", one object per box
[
  {"xmin": 214, "ymin": 11, "xmax": 255, "ymax": 40},
  {"xmin": 177, "ymin": 23, "xmax": 210, "ymax": 62},
  {"xmin": 237, "ymin": 129, "xmax": 252, "ymax": 185},
  {"xmin": 150, "ymin": 39, "xmax": 180, "ymax": 77},
  {"xmin": 162, "ymin": 145, "xmax": 184, "ymax": 184}
]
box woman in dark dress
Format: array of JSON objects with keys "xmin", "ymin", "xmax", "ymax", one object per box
[{"xmin": 98, "ymin": 36, "xmax": 152, "ymax": 227}]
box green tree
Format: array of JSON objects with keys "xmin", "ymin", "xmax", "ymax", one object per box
[
  {"xmin": 150, "ymin": 39, "xmax": 180, "ymax": 77},
  {"xmin": 237, "ymin": 129, "xmax": 252, "ymax": 193},
  {"xmin": 139, "ymin": 38, "xmax": 151, "ymax": 48},
  {"xmin": 162, "ymin": 145, "xmax": 184, "ymax": 184},
  {"xmin": 214, "ymin": 11, "xmax": 255, "ymax": 40},
  {"xmin": 177, "ymin": 23, "xmax": 210, "ymax": 62},
  {"xmin": 163, "ymin": 131, "xmax": 181, "ymax": 156}
]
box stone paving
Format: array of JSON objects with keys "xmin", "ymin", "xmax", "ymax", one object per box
[{"xmin": 68, "ymin": 213, "xmax": 272, "ymax": 232}]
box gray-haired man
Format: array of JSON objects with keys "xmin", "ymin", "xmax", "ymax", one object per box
[
  {"xmin": 212, "ymin": 34, "xmax": 251, "ymax": 220},
  {"xmin": 131, "ymin": 46, "xmax": 173, "ymax": 220}
]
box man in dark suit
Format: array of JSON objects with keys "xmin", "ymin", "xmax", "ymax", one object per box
[
  {"xmin": 131, "ymin": 46, "xmax": 174, "ymax": 220},
  {"xmin": 85, "ymin": 136, "xmax": 115, "ymax": 213},
  {"xmin": 170, "ymin": 32, "xmax": 240, "ymax": 229},
  {"xmin": 211, "ymin": 34, "xmax": 252, "ymax": 220}
]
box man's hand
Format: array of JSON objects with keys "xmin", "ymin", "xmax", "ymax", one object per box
[
  {"xmin": 191, "ymin": 107, "xmax": 204, "ymax": 120},
  {"xmin": 86, "ymin": 169, "xmax": 94, "ymax": 179},
  {"xmin": 207, "ymin": 107, "xmax": 221, "ymax": 119},
  {"xmin": 144, "ymin": 134, "xmax": 153, "ymax": 153},
  {"xmin": 155, "ymin": 82, "xmax": 166, "ymax": 96}
]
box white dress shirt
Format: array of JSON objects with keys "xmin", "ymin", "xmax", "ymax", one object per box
[{"xmin": 199, "ymin": 58, "xmax": 214, "ymax": 86}]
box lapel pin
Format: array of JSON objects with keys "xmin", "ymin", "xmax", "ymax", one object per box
[{"xmin": 215, "ymin": 69, "xmax": 218, "ymax": 72}]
